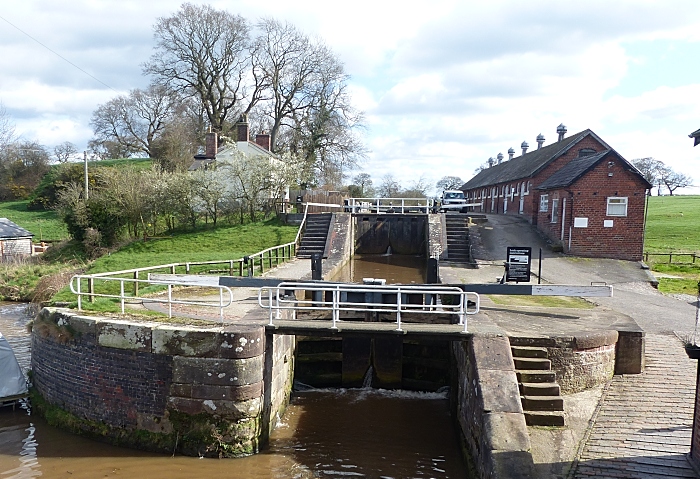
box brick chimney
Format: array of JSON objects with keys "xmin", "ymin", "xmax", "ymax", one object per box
[
  {"xmin": 508, "ymin": 147, "xmax": 515, "ymax": 160},
  {"xmin": 521, "ymin": 141, "xmax": 529, "ymax": 155},
  {"xmin": 236, "ymin": 114, "xmax": 249, "ymax": 143},
  {"xmin": 557, "ymin": 123, "xmax": 567, "ymax": 141},
  {"xmin": 536, "ymin": 133, "xmax": 545, "ymax": 149},
  {"xmin": 255, "ymin": 134, "xmax": 271, "ymax": 151},
  {"xmin": 205, "ymin": 131, "xmax": 217, "ymax": 158}
]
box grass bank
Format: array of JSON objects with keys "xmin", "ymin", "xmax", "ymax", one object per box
[
  {"xmin": 0, "ymin": 200, "xmax": 68, "ymax": 242},
  {"xmin": 644, "ymin": 195, "xmax": 700, "ymax": 296}
]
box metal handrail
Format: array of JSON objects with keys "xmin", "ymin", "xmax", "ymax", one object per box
[
  {"xmin": 69, "ymin": 275, "xmax": 234, "ymax": 321},
  {"xmin": 258, "ymin": 282, "xmax": 479, "ymax": 332},
  {"xmin": 345, "ymin": 197, "xmax": 434, "ymax": 214}
]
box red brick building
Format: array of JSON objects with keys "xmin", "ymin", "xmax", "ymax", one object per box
[{"xmin": 460, "ymin": 127, "xmax": 652, "ymax": 261}]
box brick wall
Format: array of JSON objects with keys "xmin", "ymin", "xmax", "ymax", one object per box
[
  {"xmin": 691, "ymin": 366, "xmax": 700, "ymax": 469},
  {"xmin": 31, "ymin": 308, "xmax": 295, "ymax": 457}
]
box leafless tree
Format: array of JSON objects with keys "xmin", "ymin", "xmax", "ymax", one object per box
[
  {"xmin": 631, "ymin": 158, "xmax": 665, "ymax": 195},
  {"xmin": 0, "ymin": 104, "xmax": 16, "ymax": 149},
  {"xmin": 143, "ymin": 3, "xmax": 259, "ymax": 133},
  {"xmin": 659, "ymin": 167, "xmax": 693, "ymax": 195},
  {"xmin": 90, "ymin": 84, "xmax": 181, "ymax": 158},
  {"xmin": 377, "ymin": 174, "xmax": 401, "ymax": 198},
  {"xmin": 436, "ymin": 176, "xmax": 464, "ymax": 191},
  {"xmin": 352, "ymin": 173, "xmax": 374, "ymax": 197},
  {"xmin": 53, "ymin": 141, "xmax": 79, "ymax": 163}
]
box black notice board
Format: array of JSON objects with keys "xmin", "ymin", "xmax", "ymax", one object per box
[{"xmin": 506, "ymin": 246, "xmax": 532, "ymax": 282}]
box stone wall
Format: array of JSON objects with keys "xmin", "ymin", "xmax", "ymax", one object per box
[
  {"xmin": 31, "ymin": 307, "xmax": 295, "ymax": 457},
  {"xmin": 452, "ymin": 335, "xmax": 536, "ymax": 479}
]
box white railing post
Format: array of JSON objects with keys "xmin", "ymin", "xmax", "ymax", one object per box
[
  {"xmin": 268, "ymin": 288, "xmax": 275, "ymax": 326},
  {"xmin": 76, "ymin": 276, "xmax": 82, "ymax": 311},
  {"xmin": 120, "ymin": 280, "xmax": 125, "ymax": 314},
  {"xmin": 168, "ymin": 284, "xmax": 172, "ymax": 318},
  {"xmin": 331, "ymin": 285, "xmax": 339, "ymax": 329},
  {"xmin": 220, "ymin": 287, "xmax": 224, "ymax": 322},
  {"xmin": 396, "ymin": 287, "xmax": 402, "ymax": 331}
]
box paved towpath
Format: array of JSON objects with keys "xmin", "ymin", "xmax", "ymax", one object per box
[{"xmin": 573, "ymin": 333, "xmax": 698, "ymax": 478}]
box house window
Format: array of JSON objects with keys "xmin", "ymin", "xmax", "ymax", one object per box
[
  {"xmin": 579, "ymin": 148, "xmax": 596, "ymax": 157},
  {"xmin": 551, "ymin": 199, "xmax": 559, "ymax": 223},
  {"xmin": 539, "ymin": 194, "xmax": 549, "ymax": 212},
  {"xmin": 607, "ymin": 197, "xmax": 628, "ymax": 216}
]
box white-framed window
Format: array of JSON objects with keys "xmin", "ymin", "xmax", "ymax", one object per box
[
  {"xmin": 551, "ymin": 199, "xmax": 559, "ymax": 223},
  {"xmin": 607, "ymin": 197, "xmax": 628, "ymax": 216},
  {"xmin": 539, "ymin": 194, "xmax": 549, "ymax": 212}
]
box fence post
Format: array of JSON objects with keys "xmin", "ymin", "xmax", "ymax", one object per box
[
  {"xmin": 133, "ymin": 271, "xmax": 139, "ymax": 296},
  {"xmin": 229, "ymin": 260, "xmax": 234, "ymax": 276},
  {"xmin": 88, "ymin": 277, "xmax": 94, "ymax": 303}
]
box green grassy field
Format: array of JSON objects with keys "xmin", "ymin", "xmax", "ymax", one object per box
[
  {"xmin": 644, "ymin": 195, "xmax": 700, "ymax": 296},
  {"xmin": 0, "ymin": 200, "xmax": 68, "ymax": 242}
]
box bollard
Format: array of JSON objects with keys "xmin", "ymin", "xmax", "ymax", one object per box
[{"xmin": 311, "ymin": 253, "xmax": 323, "ymax": 303}]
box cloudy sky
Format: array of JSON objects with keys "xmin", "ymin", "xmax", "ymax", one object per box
[{"xmin": 1, "ymin": 0, "xmax": 699, "ymax": 194}]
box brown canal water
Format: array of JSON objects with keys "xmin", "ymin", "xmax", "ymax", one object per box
[
  {"xmin": 331, "ymin": 254, "xmax": 427, "ymax": 284},
  {"xmin": 0, "ymin": 299, "xmax": 468, "ymax": 478}
]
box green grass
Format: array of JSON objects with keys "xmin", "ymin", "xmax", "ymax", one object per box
[
  {"xmin": 488, "ymin": 295, "xmax": 595, "ymax": 309},
  {"xmin": 90, "ymin": 157, "xmax": 153, "ymax": 169},
  {"xmin": 50, "ymin": 219, "xmax": 298, "ymax": 308},
  {"xmin": 643, "ymin": 195, "xmax": 700, "ymax": 295},
  {"xmin": 644, "ymin": 195, "xmax": 700, "ymax": 253},
  {"xmin": 0, "ymin": 200, "xmax": 68, "ymax": 242}
]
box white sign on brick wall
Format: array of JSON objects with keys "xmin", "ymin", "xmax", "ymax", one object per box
[{"xmin": 574, "ymin": 217, "xmax": 588, "ymax": 228}]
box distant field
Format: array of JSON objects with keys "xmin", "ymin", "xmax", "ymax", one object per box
[
  {"xmin": 644, "ymin": 195, "xmax": 700, "ymax": 296},
  {"xmin": 645, "ymin": 195, "xmax": 700, "ymax": 253},
  {"xmin": 0, "ymin": 200, "xmax": 68, "ymax": 242}
]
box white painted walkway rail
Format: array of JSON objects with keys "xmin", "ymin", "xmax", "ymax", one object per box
[{"xmin": 258, "ymin": 282, "xmax": 480, "ymax": 332}]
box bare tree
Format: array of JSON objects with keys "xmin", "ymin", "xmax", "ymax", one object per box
[
  {"xmin": 0, "ymin": 141, "xmax": 50, "ymax": 200},
  {"xmin": 631, "ymin": 158, "xmax": 665, "ymax": 195},
  {"xmin": 143, "ymin": 3, "xmax": 258, "ymax": 133},
  {"xmin": 659, "ymin": 167, "xmax": 693, "ymax": 195},
  {"xmin": 377, "ymin": 174, "xmax": 401, "ymax": 198},
  {"xmin": 53, "ymin": 141, "xmax": 79, "ymax": 163},
  {"xmin": 436, "ymin": 175, "xmax": 464, "ymax": 191},
  {"xmin": 0, "ymin": 104, "xmax": 16, "ymax": 149},
  {"xmin": 352, "ymin": 173, "xmax": 373, "ymax": 197},
  {"xmin": 90, "ymin": 84, "xmax": 181, "ymax": 158}
]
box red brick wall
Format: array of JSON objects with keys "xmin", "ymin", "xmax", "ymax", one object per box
[{"xmin": 537, "ymin": 162, "xmax": 648, "ymax": 261}]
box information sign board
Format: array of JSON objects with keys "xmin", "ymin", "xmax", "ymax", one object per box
[{"xmin": 506, "ymin": 246, "xmax": 532, "ymax": 282}]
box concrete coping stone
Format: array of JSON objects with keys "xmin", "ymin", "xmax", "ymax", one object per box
[{"xmin": 508, "ymin": 329, "xmax": 619, "ymax": 350}]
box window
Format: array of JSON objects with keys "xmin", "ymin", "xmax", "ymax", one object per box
[
  {"xmin": 607, "ymin": 197, "xmax": 628, "ymax": 216},
  {"xmin": 539, "ymin": 194, "xmax": 549, "ymax": 212},
  {"xmin": 551, "ymin": 199, "xmax": 559, "ymax": 223},
  {"xmin": 579, "ymin": 148, "xmax": 596, "ymax": 157}
]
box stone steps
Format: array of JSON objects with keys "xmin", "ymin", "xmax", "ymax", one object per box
[
  {"xmin": 297, "ymin": 213, "xmax": 332, "ymax": 258},
  {"xmin": 511, "ymin": 344, "xmax": 565, "ymax": 427},
  {"xmin": 445, "ymin": 215, "xmax": 471, "ymax": 263}
]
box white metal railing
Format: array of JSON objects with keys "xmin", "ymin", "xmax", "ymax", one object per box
[
  {"xmin": 345, "ymin": 198, "xmax": 434, "ymax": 214},
  {"xmin": 258, "ymin": 282, "xmax": 479, "ymax": 332},
  {"xmin": 70, "ymin": 275, "xmax": 234, "ymax": 321}
]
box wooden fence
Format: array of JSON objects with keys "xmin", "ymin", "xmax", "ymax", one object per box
[{"xmin": 644, "ymin": 252, "xmax": 699, "ymax": 264}]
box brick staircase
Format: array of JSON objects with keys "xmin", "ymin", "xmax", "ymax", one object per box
[
  {"xmin": 296, "ymin": 213, "xmax": 332, "ymax": 258},
  {"xmin": 511, "ymin": 345, "xmax": 565, "ymax": 427},
  {"xmin": 445, "ymin": 213, "xmax": 470, "ymax": 263}
]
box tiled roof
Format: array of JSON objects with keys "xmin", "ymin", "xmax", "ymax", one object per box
[
  {"xmin": 536, "ymin": 150, "xmax": 610, "ymax": 190},
  {"xmin": 0, "ymin": 218, "xmax": 33, "ymax": 239},
  {"xmin": 537, "ymin": 149, "xmax": 653, "ymax": 190},
  {"xmin": 460, "ymin": 129, "xmax": 607, "ymax": 190}
]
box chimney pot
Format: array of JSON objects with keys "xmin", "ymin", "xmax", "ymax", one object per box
[
  {"xmin": 521, "ymin": 141, "xmax": 529, "ymax": 155},
  {"xmin": 556, "ymin": 123, "xmax": 567, "ymax": 141},
  {"xmin": 488, "ymin": 157, "xmax": 494, "ymax": 168},
  {"xmin": 236, "ymin": 114, "xmax": 249, "ymax": 143},
  {"xmin": 508, "ymin": 147, "xmax": 515, "ymax": 160},
  {"xmin": 497, "ymin": 152, "xmax": 504, "ymax": 164},
  {"xmin": 205, "ymin": 131, "xmax": 217, "ymax": 158},
  {"xmin": 536, "ymin": 133, "xmax": 545, "ymax": 149},
  {"xmin": 255, "ymin": 133, "xmax": 271, "ymax": 151}
]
